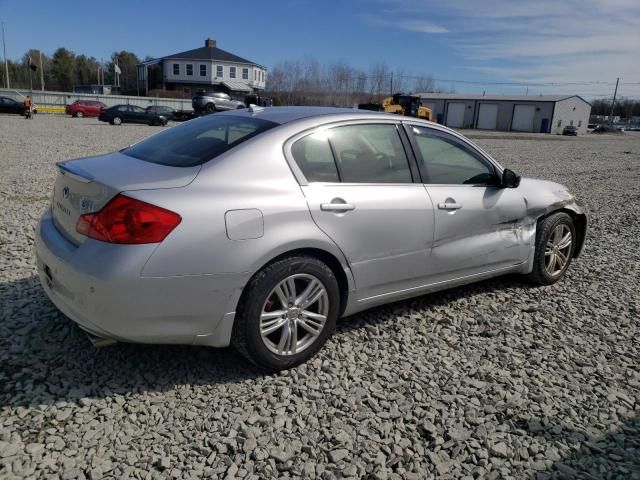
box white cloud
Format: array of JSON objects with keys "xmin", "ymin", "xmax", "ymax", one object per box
[{"xmin": 364, "ymin": 0, "xmax": 640, "ymax": 97}]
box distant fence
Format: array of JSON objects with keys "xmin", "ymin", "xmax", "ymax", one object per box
[{"xmin": 0, "ymin": 88, "xmax": 194, "ymax": 112}]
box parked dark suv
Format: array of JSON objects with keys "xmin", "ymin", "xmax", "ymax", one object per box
[
  {"xmin": 562, "ymin": 125, "xmax": 578, "ymax": 136},
  {"xmin": 98, "ymin": 105, "xmax": 168, "ymax": 126}
]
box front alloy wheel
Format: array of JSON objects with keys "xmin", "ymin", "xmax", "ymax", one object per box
[
  {"xmin": 260, "ymin": 274, "xmax": 329, "ymax": 356},
  {"xmin": 527, "ymin": 212, "xmax": 576, "ymax": 285},
  {"xmin": 544, "ymin": 224, "xmax": 572, "ymax": 277}
]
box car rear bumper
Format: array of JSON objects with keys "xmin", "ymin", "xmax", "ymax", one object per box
[{"xmin": 35, "ymin": 209, "xmax": 246, "ymax": 347}]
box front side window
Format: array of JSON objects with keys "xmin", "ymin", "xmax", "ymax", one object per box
[
  {"xmin": 291, "ymin": 132, "xmax": 340, "ymax": 183},
  {"xmin": 123, "ymin": 115, "xmax": 277, "ymax": 167},
  {"xmin": 172, "ymin": 63, "xmax": 180, "ymax": 75},
  {"xmin": 186, "ymin": 64, "xmax": 193, "ymax": 76},
  {"xmin": 242, "ymin": 68, "xmax": 249, "ymax": 80},
  {"xmin": 230, "ymin": 66, "xmax": 236, "ymax": 79},
  {"xmin": 216, "ymin": 65, "xmax": 223, "ymax": 77},
  {"xmin": 130, "ymin": 105, "xmax": 146, "ymax": 114},
  {"xmin": 200, "ymin": 64, "xmax": 207, "ymax": 76},
  {"xmin": 330, "ymin": 124, "xmax": 412, "ymax": 183},
  {"xmin": 411, "ymin": 127, "xmax": 495, "ymax": 185}
]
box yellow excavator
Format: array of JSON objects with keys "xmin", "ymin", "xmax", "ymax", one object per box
[{"xmin": 359, "ymin": 94, "xmax": 432, "ymax": 121}]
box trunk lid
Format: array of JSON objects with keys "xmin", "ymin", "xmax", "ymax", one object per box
[{"xmin": 52, "ymin": 151, "xmax": 200, "ymax": 245}]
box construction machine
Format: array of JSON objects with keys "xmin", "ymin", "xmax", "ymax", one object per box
[{"xmin": 358, "ymin": 93, "xmax": 432, "ymax": 121}]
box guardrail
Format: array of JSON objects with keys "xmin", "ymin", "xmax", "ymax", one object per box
[{"xmin": 0, "ymin": 88, "xmax": 194, "ymax": 113}]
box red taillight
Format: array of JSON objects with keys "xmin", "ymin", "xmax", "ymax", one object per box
[{"xmin": 76, "ymin": 194, "xmax": 181, "ymax": 244}]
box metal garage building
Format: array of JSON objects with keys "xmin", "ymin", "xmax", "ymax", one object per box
[{"xmin": 416, "ymin": 93, "xmax": 591, "ymax": 134}]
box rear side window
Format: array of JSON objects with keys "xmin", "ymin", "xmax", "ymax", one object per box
[
  {"xmin": 123, "ymin": 115, "xmax": 278, "ymax": 167},
  {"xmin": 329, "ymin": 124, "xmax": 412, "ymax": 183},
  {"xmin": 291, "ymin": 132, "xmax": 339, "ymax": 183}
]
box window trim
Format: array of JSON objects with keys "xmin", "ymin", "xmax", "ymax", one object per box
[
  {"xmin": 284, "ymin": 119, "xmax": 420, "ymax": 186},
  {"xmin": 186, "ymin": 64, "xmax": 193, "ymax": 76},
  {"xmin": 172, "ymin": 63, "xmax": 180, "ymax": 75},
  {"xmin": 229, "ymin": 66, "xmax": 236, "ymax": 79},
  {"xmin": 199, "ymin": 64, "xmax": 207, "ymax": 76},
  {"xmin": 216, "ymin": 65, "xmax": 223, "ymax": 78},
  {"xmin": 242, "ymin": 67, "xmax": 249, "ymax": 80},
  {"xmin": 403, "ymin": 123, "xmax": 502, "ymax": 186}
]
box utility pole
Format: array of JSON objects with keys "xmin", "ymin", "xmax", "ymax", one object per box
[
  {"xmin": 1, "ymin": 22, "xmax": 9, "ymax": 88},
  {"xmin": 609, "ymin": 77, "xmax": 619, "ymax": 125},
  {"xmin": 39, "ymin": 50, "xmax": 44, "ymax": 90}
]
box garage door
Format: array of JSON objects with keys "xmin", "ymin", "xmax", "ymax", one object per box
[
  {"xmin": 446, "ymin": 103, "xmax": 466, "ymax": 128},
  {"xmin": 477, "ymin": 103, "xmax": 498, "ymax": 130},
  {"xmin": 511, "ymin": 105, "xmax": 536, "ymax": 132}
]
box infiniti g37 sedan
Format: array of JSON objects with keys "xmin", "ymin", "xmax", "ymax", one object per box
[{"xmin": 36, "ymin": 107, "xmax": 587, "ymax": 370}]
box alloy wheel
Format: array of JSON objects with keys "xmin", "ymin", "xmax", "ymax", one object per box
[
  {"xmin": 260, "ymin": 274, "xmax": 329, "ymax": 356},
  {"xmin": 544, "ymin": 224, "xmax": 573, "ymax": 276}
]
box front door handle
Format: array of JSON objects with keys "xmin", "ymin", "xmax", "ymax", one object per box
[
  {"xmin": 321, "ymin": 202, "xmax": 355, "ymax": 212},
  {"xmin": 438, "ymin": 202, "xmax": 462, "ymax": 210}
]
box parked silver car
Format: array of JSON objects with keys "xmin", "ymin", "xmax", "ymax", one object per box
[
  {"xmin": 36, "ymin": 107, "xmax": 587, "ymax": 370},
  {"xmin": 192, "ymin": 92, "xmax": 245, "ymax": 113}
]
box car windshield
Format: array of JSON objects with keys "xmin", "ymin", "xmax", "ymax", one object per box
[{"xmin": 122, "ymin": 115, "xmax": 278, "ymax": 167}]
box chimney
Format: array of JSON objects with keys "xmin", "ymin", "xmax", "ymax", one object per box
[{"xmin": 205, "ymin": 38, "xmax": 216, "ymax": 48}]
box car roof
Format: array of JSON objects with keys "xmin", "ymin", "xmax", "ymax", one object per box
[{"xmin": 216, "ymin": 106, "xmax": 392, "ymax": 125}]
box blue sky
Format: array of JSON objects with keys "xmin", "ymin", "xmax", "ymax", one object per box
[{"xmin": 1, "ymin": 0, "xmax": 638, "ymax": 98}]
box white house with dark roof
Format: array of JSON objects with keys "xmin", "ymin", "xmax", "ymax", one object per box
[{"xmin": 137, "ymin": 38, "xmax": 266, "ymax": 96}]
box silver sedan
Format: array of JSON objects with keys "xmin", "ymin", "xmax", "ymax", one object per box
[{"xmin": 36, "ymin": 107, "xmax": 587, "ymax": 370}]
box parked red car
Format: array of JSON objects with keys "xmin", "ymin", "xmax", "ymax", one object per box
[{"xmin": 66, "ymin": 100, "xmax": 107, "ymax": 118}]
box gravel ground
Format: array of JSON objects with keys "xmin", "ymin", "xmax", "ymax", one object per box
[{"xmin": 1, "ymin": 114, "xmax": 639, "ymax": 480}]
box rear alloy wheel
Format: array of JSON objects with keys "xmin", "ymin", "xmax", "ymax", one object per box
[
  {"xmin": 232, "ymin": 256, "xmax": 340, "ymax": 370},
  {"xmin": 76, "ymin": 111, "xmax": 84, "ymax": 118},
  {"xmin": 527, "ymin": 212, "xmax": 576, "ymax": 285},
  {"xmin": 206, "ymin": 103, "xmax": 216, "ymax": 113},
  {"xmin": 112, "ymin": 116, "xmax": 122, "ymax": 125}
]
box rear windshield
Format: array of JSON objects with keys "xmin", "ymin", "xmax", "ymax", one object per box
[{"xmin": 123, "ymin": 115, "xmax": 278, "ymax": 167}]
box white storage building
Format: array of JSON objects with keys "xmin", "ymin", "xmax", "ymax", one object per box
[{"xmin": 416, "ymin": 93, "xmax": 591, "ymax": 134}]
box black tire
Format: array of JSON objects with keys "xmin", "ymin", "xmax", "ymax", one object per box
[
  {"xmin": 526, "ymin": 212, "xmax": 576, "ymax": 285},
  {"xmin": 205, "ymin": 103, "xmax": 216, "ymax": 113},
  {"xmin": 112, "ymin": 116, "xmax": 122, "ymax": 126},
  {"xmin": 150, "ymin": 118, "xmax": 158, "ymax": 126},
  {"xmin": 232, "ymin": 256, "xmax": 340, "ymax": 371}
]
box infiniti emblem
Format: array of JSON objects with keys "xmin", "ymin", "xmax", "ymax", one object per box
[{"xmin": 62, "ymin": 186, "xmax": 70, "ymax": 199}]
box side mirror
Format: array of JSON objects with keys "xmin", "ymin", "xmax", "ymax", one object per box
[{"xmin": 502, "ymin": 168, "xmax": 521, "ymax": 188}]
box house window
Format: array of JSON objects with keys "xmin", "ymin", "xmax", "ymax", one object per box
[
  {"xmin": 172, "ymin": 64, "xmax": 180, "ymax": 75},
  {"xmin": 261, "ymin": 71, "xmax": 264, "ymax": 82},
  {"xmin": 254, "ymin": 70, "xmax": 257, "ymax": 80},
  {"xmin": 557, "ymin": 120, "xmax": 562, "ymax": 127},
  {"xmin": 186, "ymin": 64, "xmax": 193, "ymax": 76},
  {"xmin": 570, "ymin": 120, "xmax": 574, "ymax": 126},
  {"xmin": 230, "ymin": 66, "xmax": 236, "ymax": 79},
  {"xmin": 242, "ymin": 68, "xmax": 249, "ymax": 80},
  {"xmin": 200, "ymin": 64, "xmax": 207, "ymax": 76},
  {"xmin": 216, "ymin": 65, "xmax": 223, "ymax": 78},
  {"xmin": 578, "ymin": 120, "xmax": 582, "ymax": 127}
]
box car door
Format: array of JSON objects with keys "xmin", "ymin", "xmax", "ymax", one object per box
[
  {"xmin": 128, "ymin": 105, "xmax": 149, "ymax": 123},
  {"xmin": 288, "ymin": 121, "xmax": 435, "ymax": 300},
  {"xmin": 406, "ymin": 124, "xmax": 531, "ymax": 279},
  {"xmin": 0, "ymin": 97, "xmax": 8, "ymax": 113}
]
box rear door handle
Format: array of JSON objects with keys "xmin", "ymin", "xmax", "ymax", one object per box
[
  {"xmin": 438, "ymin": 202, "xmax": 462, "ymax": 210},
  {"xmin": 321, "ymin": 203, "xmax": 355, "ymax": 212}
]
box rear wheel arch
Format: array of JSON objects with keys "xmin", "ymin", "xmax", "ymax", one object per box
[{"xmin": 238, "ymin": 247, "xmax": 351, "ymax": 317}]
